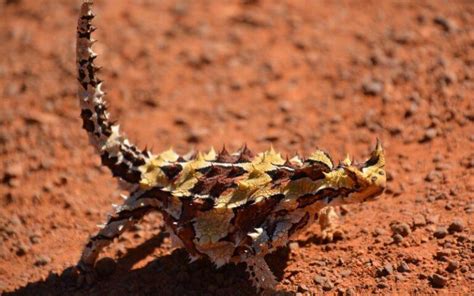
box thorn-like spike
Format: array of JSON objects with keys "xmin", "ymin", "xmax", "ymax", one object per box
[
  {"xmin": 375, "ymin": 138, "xmax": 383, "ymax": 152},
  {"xmin": 237, "ymin": 143, "xmax": 253, "ymax": 162},
  {"xmin": 220, "ymin": 145, "xmax": 229, "ymax": 156},
  {"xmin": 204, "ymin": 147, "xmax": 217, "ymax": 161},
  {"xmin": 269, "ymin": 144, "xmax": 275, "ymax": 154},
  {"xmin": 120, "ymin": 194, "xmax": 128, "ymax": 200},
  {"xmin": 342, "ymin": 154, "xmax": 352, "ymax": 166},
  {"xmin": 364, "ymin": 139, "xmax": 385, "ymax": 168},
  {"xmin": 217, "ymin": 145, "xmax": 233, "ymax": 162}
]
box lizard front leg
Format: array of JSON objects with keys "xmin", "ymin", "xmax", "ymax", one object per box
[
  {"xmin": 318, "ymin": 206, "xmax": 344, "ymax": 242},
  {"xmin": 77, "ymin": 189, "xmax": 164, "ymax": 279}
]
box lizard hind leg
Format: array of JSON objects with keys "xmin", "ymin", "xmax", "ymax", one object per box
[{"xmin": 244, "ymin": 256, "xmax": 278, "ymax": 292}]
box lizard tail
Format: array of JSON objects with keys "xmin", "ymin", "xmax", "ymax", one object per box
[{"xmin": 76, "ymin": 0, "xmax": 148, "ymax": 183}]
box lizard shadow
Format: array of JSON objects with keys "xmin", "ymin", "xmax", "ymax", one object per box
[{"xmin": 5, "ymin": 233, "xmax": 293, "ymax": 296}]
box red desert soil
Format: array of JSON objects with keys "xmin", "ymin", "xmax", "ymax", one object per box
[{"xmin": 0, "ymin": 0, "xmax": 473, "ymax": 295}]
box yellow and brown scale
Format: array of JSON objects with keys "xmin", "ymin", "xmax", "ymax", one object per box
[{"xmin": 75, "ymin": 0, "xmax": 386, "ymax": 291}]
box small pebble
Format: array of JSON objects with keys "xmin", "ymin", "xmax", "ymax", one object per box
[
  {"xmin": 383, "ymin": 263, "xmax": 394, "ymax": 275},
  {"xmin": 395, "ymin": 274, "xmax": 405, "ymax": 282},
  {"xmin": 297, "ymin": 284, "xmax": 309, "ymax": 292},
  {"xmin": 340, "ymin": 269, "xmax": 352, "ymax": 277},
  {"xmin": 448, "ymin": 219, "xmax": 464, "ymax": 233},
  {"xmin": 433, "ymin": 227, "xmax": 448, "ymax": 239},
  {"xmin": 16, "ymin": 243, "xmax": 29, "ymax": 256},
  {"xmin": 391, "ymin": 222, "xmax": 411, "ymax": 237},
  {"xmin": 362, "ymin": 79, "xmax": 384, "ymax": 96},
  {"xmin": 29, "ymin": 234, "xmax": 41, "ymax": 244},
  {"xmin": 34, "ymin": 255, "xmax": 51, "ymax": 267},
  {"xmin": 412, "ymin": 214, "xmax": 426, "ymax": 227},
  {"xmin": 426, "ymin": 214, "xmax": 440, "ymax": 224},
  {"xmin": 340, "ymin": 205, "xmax": 350, "ymax": 215},
  {"xmin": 435, "ymin": 250, "xmax": 450, "ymax": 261},
  {"xmin": 392, "ymin": 234, "xmax": 404, "ymax": 244},
  {"xmin": 4, "ymin": 163, "xmax": 25, "ymax": 179},
  {"xmin": 430, "ymin": 273, "xmax": 448, "ymax": 288},
  {"xmin": 397, "ymin": 261, "xmax": 410, "ymax": 273},
  {"xmin": 288, "ymin": 242, "xmax": 299, "ymax": 250},
  {"xmin": 421, "ymin": 128, "xmax": 437, "ymax": 142},
  {"xmin": 433, "ymin": 16, "xmax": 455, "ymax": 32},
  {"xmin": 377, "ymin": 282, "xmax": 389, "ymax": 289},
  {"xmin": 425, "ymin": 170, "xmax": 443, "ymax": 182},
  {"xmin": 313, "ymin": 275, "xmax": 334, "ymax": 291},
  {"xmin": 373, "ymin": 227, "xmax": 386, "ymax": 237},
  {"xmin": 446, "ymin": 260, "xmax": 459, "ymax": 273},
  {"xmin": 345, "ymin": 288, "xmax": 356, "ymax": 296},
  {"xmin": 314, "ymin": 275, "xmax": 327, "ymax": 285},
  {"xmin": 322, "ymin": 279, "xmax": 334, "ymax": 291},
  {"xmin": 376, "ymin": 263, "xmax": 393, "ymax": 277}
]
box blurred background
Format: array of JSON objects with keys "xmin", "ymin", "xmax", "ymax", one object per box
[{"xmin": 0, "ymin": 0, "xmax": 472, "ymax": 294}]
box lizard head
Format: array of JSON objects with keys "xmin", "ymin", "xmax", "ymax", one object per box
[
  {"xmin": 343, "ymin": 139, "xmax": 386, "ymax": 203},
  {"xmin": 322, "ymin": 140, "xmax": 386, "ymax": 205}
]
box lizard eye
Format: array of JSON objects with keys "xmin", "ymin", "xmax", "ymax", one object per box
[{"xmin": 371, "ymin": 176, "xmax": 377, "ymax": 182}]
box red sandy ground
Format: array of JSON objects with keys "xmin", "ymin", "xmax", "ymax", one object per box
[{"xmin": 0, "ymin": 0, "xmax": 473, "ymax": 295}]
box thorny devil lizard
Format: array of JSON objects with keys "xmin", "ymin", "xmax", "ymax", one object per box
[{"xmin": 76, "ymin": 0, "xmax": 386, "ymax": 291}]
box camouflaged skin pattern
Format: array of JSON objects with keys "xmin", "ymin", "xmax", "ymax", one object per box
[{"xmin": 76, "ymin": 1, "xmax": 386, "ymax": 291}]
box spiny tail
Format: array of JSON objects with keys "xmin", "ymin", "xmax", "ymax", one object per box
[{"xmin": 76, "ymin": 0, "xmax": 149, "ymax": 183}]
